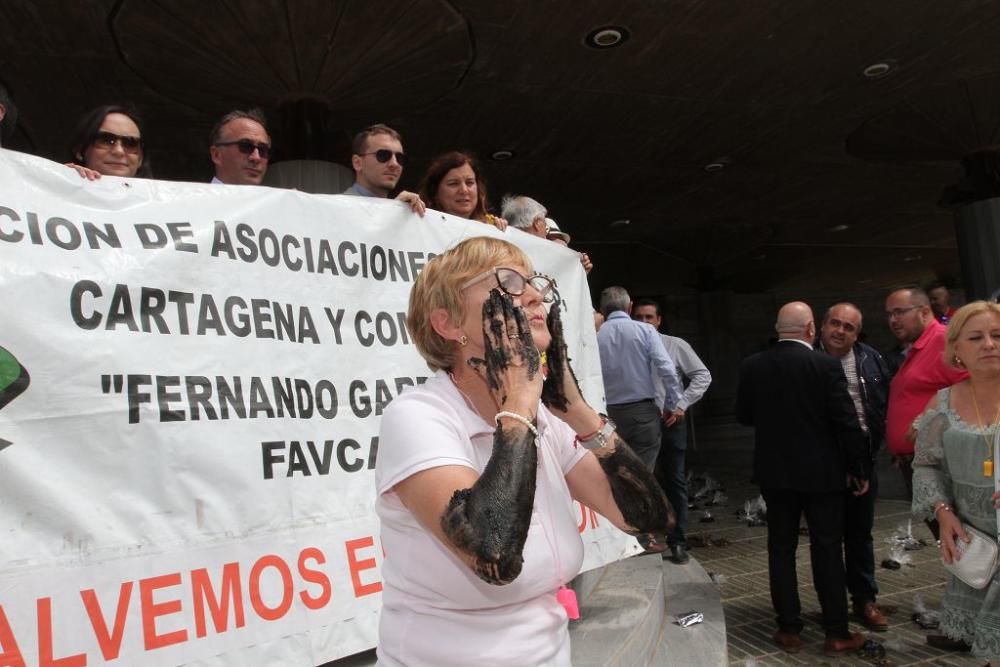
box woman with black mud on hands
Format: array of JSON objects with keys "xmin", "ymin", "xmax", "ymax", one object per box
[{"xmin": 374, "ymin": 236, "xmax": 674, "ymax": 667}]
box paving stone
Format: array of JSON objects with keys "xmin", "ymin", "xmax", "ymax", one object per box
[{"xmin": 688, "ymin": 441, "xmax": 984, "ymax": 667}]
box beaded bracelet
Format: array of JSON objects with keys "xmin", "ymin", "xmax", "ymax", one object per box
[
  {"xmin": 495, "ymin": 411, "xmax": 540, "ymax": 445},
  {"xmin": 933, "ymin": 502, "xmax": 953, "ymax": 516}
]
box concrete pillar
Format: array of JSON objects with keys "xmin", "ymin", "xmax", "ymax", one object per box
[
  {"xmin": 944, "ymin": 151, "xmax": 1000, "ymax": 301},
  {"xmin": 953, "ymin": 197, "xmax": 1000, "ymax": 300}
]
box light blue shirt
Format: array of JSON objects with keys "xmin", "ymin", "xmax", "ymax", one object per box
[
  {"xmin": 597, "ymin": 311, "xmax": 683, "ymax": 410},
  {"xmin": 343, "ymin": 182, "xmax": 380, "ymax": 197}
]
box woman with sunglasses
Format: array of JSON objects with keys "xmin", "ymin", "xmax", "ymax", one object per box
[
  {"xmin": 375, "ymin": 236, "xmax": 673, "ymax": 666},
  {"xmin": 418, "ymin": 151, "xmax": 508, "ymax": 230},
  {"xmin": 67, "ymin": 105, "xmax": 150, "ymax": 180}
]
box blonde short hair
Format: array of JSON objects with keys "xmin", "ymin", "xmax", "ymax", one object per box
[
  {"xmin": 944, "ymin": 300, "xmax": 1000, "ymax": 367},
  {"xmin": 408, "ymin": 236, "xmax": 533, "ymax": 371}
]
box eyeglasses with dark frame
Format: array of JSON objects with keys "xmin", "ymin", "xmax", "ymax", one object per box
[
  {"xmin": 461, "ymin": 267, "xmax": 559, "ymax": 304},
  {"xmin": 358, "ymin": 149, "xmax": 407, "ymax": 166},
  {"xmin": 885, "ymin": 306, "xmax": 919, "ymax": 320},
  {"xmin": 93, "ymin": 131, "xmax": 143, "ymax": 154},
  {"xmin": 214, "ymin": 140, "xmax": 272, "ymax": 160}
]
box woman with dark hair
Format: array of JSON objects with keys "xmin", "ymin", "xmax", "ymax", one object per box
[
  {"xmin": 418, "ymin": 150, "xmax": 507, "ymax": 229},
  {"xmin": 67, "ymin": 105, "xmax": 150, "ymax": 180}
]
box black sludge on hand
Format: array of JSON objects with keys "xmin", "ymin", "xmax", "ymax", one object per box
[
  {"xmin": 511, "ymin": 302, "xmax": 540, "ymax": 379},
  {"xmin": 482, "ymin": 290, "xmax": 511, "ymax": 392},
  {"xmin": 541, "ymin": 304, "xmax": 581, "ymax": 411},
  {"xmin": 598, "ymin": 440, "xmax": 676, "ymax": 536}
]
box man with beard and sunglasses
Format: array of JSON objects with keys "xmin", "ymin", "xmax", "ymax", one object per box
[
  {"xmin": 344, "ymin": 124, "xmax": 425, "ymax": 216},
  {"xmin": 209, "ymin": 108, "xmax": 271, "ymax": 186}
]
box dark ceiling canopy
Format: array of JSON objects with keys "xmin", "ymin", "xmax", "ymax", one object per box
[{"xmin": 5, "ymin": 0, "xmax": 1000, "ymax": 294}]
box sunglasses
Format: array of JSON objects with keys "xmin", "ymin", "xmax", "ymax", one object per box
[
  {"xmin": 93, "ymin": 131, "xmax": 143, "ymax": 154},
  {"xmin": 214, "ymin": 140, "xmax": 272, "ymax": 160},
  {"xmin": 359, "ymin": 149, "xmax": 407, "ymax": 166},
  {"xmin": 461, "ymin": 267, "xmax": 559, "ymax": 304}
]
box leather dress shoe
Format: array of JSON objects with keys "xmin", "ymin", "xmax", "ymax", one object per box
[
  {"xmin": 668, "ymin": 545, "xmax": 690, "ymax": 564},
  {"xmin": 823, "ymin": 632, "xmax": 866, "ymax": 656},
  {"xmin": 853, "ymin": 600, "xmax": 889, "ymax": 631},
  {"xmin": 639, "ymin": 536, "xmax": 667, "ymax": 555},
  {"xmin": 772, "ymin": 630, "xmax": 801, "ymax": 653},
  {"xmin": 926, "ymin": 634, "xmax": 971, "ymax": 651}
]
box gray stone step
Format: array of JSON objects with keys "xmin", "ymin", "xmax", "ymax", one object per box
[
  {"xmin": 323, "ymin": 552, "xmax": 728, "ymax": 666},
  {"xmin": 649, "ymin": 557, "xmax": 728, "ymax": 666},
  {"xmin": 570, "ymin": 555, "xmax": 665, "ymax": 667}
]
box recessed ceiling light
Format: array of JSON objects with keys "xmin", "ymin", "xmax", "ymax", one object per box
[
  {"xmin": 609, "ymin": 219, "xmax": 631, "ymax": 227},
  {"xmin": 585, "ymin": 26, "xmax": 630, "ymax": 49},
  {"xmin": 857, "ymin": 279, "xmax": 873, "ymax": 284},
  {"xmin": 753, "ymin": 253, "xmax": 767, "ymax": 260},
  {"xmin": 862, "ymin": 61, "xmax": 896, "ymax": 79},
  {"xmin": 490, "ymin": 150, "xmax": 514, "ymax": 161},
  {"xmin": 903, "ymin": 255, "xmax": 923, "ymax": 262},
  {"xmin": 704, "ymin": 157, "xmax": 732, "ymax": 172},
  {"xmin": 828, "ymin": 224, "xmax": 850, "ymax": 232}
]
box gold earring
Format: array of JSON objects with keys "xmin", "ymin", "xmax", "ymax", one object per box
[{"xmin": 459, "ymin": 335, "xmax": 468, "ymax": 347}]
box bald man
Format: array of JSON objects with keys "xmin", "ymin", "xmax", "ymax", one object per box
[{"xmin": 737, "ymin": 302, "xmax": 869, "ymax": 656}]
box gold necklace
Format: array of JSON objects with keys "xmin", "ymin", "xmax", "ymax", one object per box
[{"xmin": 968, "ymin": 382, "xmax": 998, "ymax": 478}]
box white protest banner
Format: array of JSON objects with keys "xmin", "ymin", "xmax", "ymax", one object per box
[{"xmin": 0, "ymin": 150, "xmax": 636, "ymax": 666}]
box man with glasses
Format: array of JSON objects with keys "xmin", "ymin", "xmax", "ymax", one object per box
[
  {"xmin": 816, "ymin": 303, "xmax": 891, "ymax": 631},
  {"xmin": 209, "ymin": 108, "xmax": 271, "ymax": 186},
  {"xmin": 597, "ymin": 286, "xmax": 682, "ymax": 553},
  {"xmin": 884, "ymin": 287, "xmax": 967, "ymax": 501},
  {"xmin": 344, "ymin": 124, "xmax": 425, "ymax": 215}
]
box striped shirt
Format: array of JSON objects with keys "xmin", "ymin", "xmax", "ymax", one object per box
[{"xmin": 840, "ymin": 349, "xmax": 868, "ymax": 434}]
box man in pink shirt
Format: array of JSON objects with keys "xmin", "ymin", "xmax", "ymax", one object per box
[{"xmin": 884, "ymin": 287, "xmax": 967, "ymax": 498}]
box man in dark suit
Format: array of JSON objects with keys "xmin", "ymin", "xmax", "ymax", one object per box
[{"xmin": 736, "ymin": 302, "xmax": 870, "ymax": 656}]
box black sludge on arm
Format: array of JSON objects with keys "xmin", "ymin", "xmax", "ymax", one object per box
[
  {"xmin": 440, "ymin": 424, "xmax": 538, "ymax": 585},
  {"xmin": 597, "ymin": 437, "xmax": 676, "ymax": 536}
]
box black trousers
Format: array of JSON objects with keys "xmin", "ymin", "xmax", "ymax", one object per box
[
  {"xmin": 844, "ymin": 469, "xmax": 878, "ymax": 605},
  {"xmin": 760, "ymin": 487, "xmax": 850, "ymax": 638},
  {"xmin": 654, "ymin": 419, "xmax": 688, "ymax": 547},
  {"xmin": 607, "ymin": 399, "xmax": 661, "ymax": 471}
]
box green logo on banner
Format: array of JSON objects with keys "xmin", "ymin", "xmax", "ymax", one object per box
[{"xmin": 0, "ymin": 346, "xmax": 30, "ymax": 451}]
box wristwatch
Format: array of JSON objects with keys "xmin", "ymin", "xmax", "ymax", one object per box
[{"xmin": 577, "ymin": 414, "xmax": 616, "ymax": 450}]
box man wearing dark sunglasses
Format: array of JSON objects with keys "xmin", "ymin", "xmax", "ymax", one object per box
[
  {"xmin": 209, "ymin": 108, "xmax": 271, "ymax": 186},
  {"xmin": 344, "ymin": 124, "xmax": 425, "ymax": 216}
]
